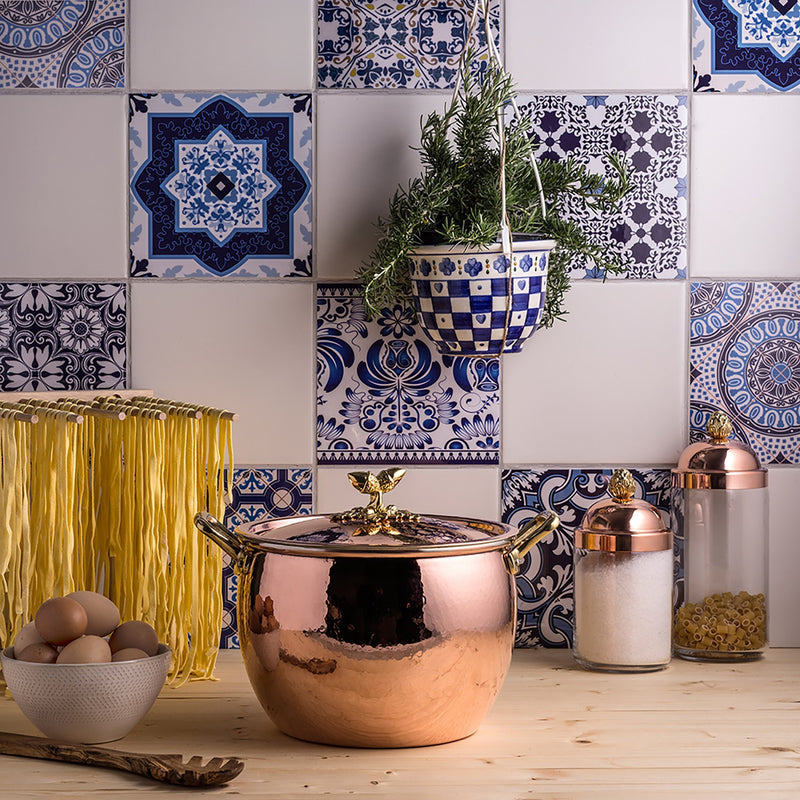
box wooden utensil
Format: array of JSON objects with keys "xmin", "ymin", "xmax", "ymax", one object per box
[{"xmin": 0, "ymin": 731, "xmax": 244, "ymax": 786}]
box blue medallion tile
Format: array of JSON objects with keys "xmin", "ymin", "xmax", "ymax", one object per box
[
  {"xmin": 129, "ymin": 93, "xmax": 313, "ymax": 279},
  {"xmin": 0, "ymin": 0, "xmax": 125, "ymax": 89},
  {"xmin": 501, "ymin": 468, "xmax": 672, "ymax": 648},
  {"xmin": 689, "ymin": 281, "xmax": 800, "ymax": 465},
  {"xmin": 694, "ymin": 0, "xmax": 800, "ymax": 92},
  {"xmin": 317, "ymin": 284, "xmax": 500, "ymax": 465},
  {"xmin": 220, "ymin": 467, "xmax": 313, "ymax": 648},
  {"xmin": 0, "ymin": 283, "xmax": 126, "ymax": 391},
  {"xmin": 317, "ymin": 0, "xmax": 500, "ymax": 89},
  {"xmin": 516, "ymin": 94, "xmax": 688, "ymax": 280}
]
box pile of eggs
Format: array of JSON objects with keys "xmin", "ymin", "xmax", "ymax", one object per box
[{"xmin": 10, "ymin": 591, "xmax": 159, "ymax": 664}]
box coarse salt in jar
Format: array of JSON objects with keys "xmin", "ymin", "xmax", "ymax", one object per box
[
  {"xmin": 573, "ymin": 469, "xmax": 673, "ymax": 673},
  {"xmin": 671, "ymin": 411, "xmax": 769, "ymax": 662}
]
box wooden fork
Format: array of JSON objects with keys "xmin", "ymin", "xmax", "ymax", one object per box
[{"xmin": 0, "ymin": 731, "xmax": 245, "ymax": 786}]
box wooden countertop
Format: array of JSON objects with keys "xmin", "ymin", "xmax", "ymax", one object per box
[{"xmin": 0, "ymin": 648, "xmax": 798, "ymax": 798}]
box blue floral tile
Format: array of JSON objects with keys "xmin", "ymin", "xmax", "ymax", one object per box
[
  {"xmin": 220, "ymin": 467, "xmax": 313, "ymax": 648},
  {"xmin": 0, "ymin": 1, "xmax": 125, "ymax": 89},
  {"xmin": 129, "ymin": 93, "xmax": 313, "ymax": 279},
  {"xmin": 317, "ymin": 284, "xmax": 500, "ymax": 465},
  {"xmin": 693, "ymin": 1, "xmax": 800, "ymax": 92},
  {"xmin": 689, "ymin": 281, "xmax": 800, "ymax": 465},
  {"xmin": 317, "ymin": 0, "xmax": 500, "ymax": 89},
  {"xmin": 516, "ymin": 94, "xmax": 688, "ymax": 280},
  {"xmin": 502, "ymin": 468, "xmax": 672, "ymax": 648},
  {"xmin": 0, "ymin": 283, "xmax": 126, "ymax": 391}
]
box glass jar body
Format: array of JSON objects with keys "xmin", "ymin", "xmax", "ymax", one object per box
[
  {"xmin": 672, "ymin": 486, "xmax": 768, "ymax": 662},
  {"xmin": 573, "ymin": 548, "xmax": 673, "ymax": 673}
]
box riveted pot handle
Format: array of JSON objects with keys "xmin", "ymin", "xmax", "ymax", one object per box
[
  {"xmin": 194, "ymin": 511, "xmax": 243, "ymax": 561},
  {"xmin": 504, "ymin": 511, "xmax": 560, "ymax": 575}
]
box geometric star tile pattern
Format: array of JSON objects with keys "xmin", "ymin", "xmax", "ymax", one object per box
[
  {"xmin": 516, "ymin": 94, "xmax": 688, "ymax": 280},
  {"xmin": 0, "ymin": 0, "xmax": 125, "ymax": 89},
  {"xmin": 220, "ymin": 467, "xmax": 313, "ymax": 648},
  {"xmin": 501, "ymin": 468, "xmax": 672, "ymax": 648},
  {"xmin": 317, "ymin": 0, "xmax": 500, "ymax": 89},
  {"xmin": 689, "ymin": 281, "xmax": 800, "ymax": 464},
  {"xmin": 0, "ymin": 283, "xmax": 126, "ymax": 391},
  {"xmin": 317, "ymin": 284, "xmax": 501, "ymax": 465},
  {"xmin": 694, "ymin": 0, "xmax": 800, "ymax": 92},
  {"xmin": 129, "ymin": 93, "xmax": 313, "ymax": 279}
]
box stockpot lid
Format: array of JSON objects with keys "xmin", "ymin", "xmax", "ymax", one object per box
[
  {"xmin": 232, "ymin": 469, "xmax": 519, "ymax": 558},
  {"xmin": 574, "ymin": 469, "xmax": 672, "ymax": 553},
  {"xmin": 672, "ymin": 411, "xmax": 767, "ymax": 491}
]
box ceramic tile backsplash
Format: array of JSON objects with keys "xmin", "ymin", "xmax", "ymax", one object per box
[
  {"xmin": 689, "ymin": 281, "xmax": 800, "ymax": 464},
  {"xmin": 129, "ymin": 92, "xmax": 313, "ymax": 279},
  {"xmin": 693, "ymin": 0, "xmax": 800, "ymax": 92},
  {"xmin": 2, "ymin": 1, "xmax": 799, "ymax": 649},
  {"xmin": 0, "ymin": 0, "xmax": 126, "ymax": 89}
]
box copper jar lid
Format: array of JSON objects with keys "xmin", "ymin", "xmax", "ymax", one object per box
[
  {"xmin": 574, "ymin": 469, "xmax": 672, "ymax": 553},
  {"xmin": 671, "ymin": 411, "xmax": 767, "ymax": 491}
]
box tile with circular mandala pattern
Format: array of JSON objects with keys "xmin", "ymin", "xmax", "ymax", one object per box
[
  {"xmin": 317, "ymin": 284, "xmax": 501, "ymax": 465},
  {"xmin": 514, "ymin": 94, "xmax": 688, "ymax": 280},
  {"xmin": 690, "ymin": 281, "xmax": 800, "ymax": 465},
  {"xmin": 502, "ymin": 468, "xmax": 672, "ymax": 648},
  {"xmin": 220, "ymin": 467, "xmax": 313, "ymax": 648},
  {"xmin": 317, "ymin": 0, "xmax": 500, "ymax": 89},
  {"xmin": 693, "ymin": 0, "xmax": 800, "ymax": 92},
  {"xmin": 0, "ymin": 283, "xmax": 126, "ymax": 391},
  {"xmin": 0, "ymin": 0, "xmax": 125, "ymax": 88}
]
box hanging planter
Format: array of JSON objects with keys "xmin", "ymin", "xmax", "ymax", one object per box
[{"xmin": 358, "ymin": 0, "xmax": 630, "ymax": 357}]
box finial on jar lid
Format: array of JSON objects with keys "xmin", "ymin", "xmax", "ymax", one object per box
[
  {"xmin": 706, "ymin": 411, "xmax": 733, "ymax": 443},
  {"xmin": 608, "ymin": 469, "xmax": 636, "ymax": 504}
]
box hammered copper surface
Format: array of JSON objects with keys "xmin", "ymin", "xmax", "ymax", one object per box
[{"xmin": 238, "ymin": 549, "xmax": 515, "ymax": 748}]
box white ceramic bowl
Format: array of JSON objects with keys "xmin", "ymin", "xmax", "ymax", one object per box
[{"xmin": 0, "ymin": 644, "xmax": 171, "ymax": 743}]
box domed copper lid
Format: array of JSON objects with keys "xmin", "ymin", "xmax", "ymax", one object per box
[
  {"xmin": 575, "ymin": 469, "xmax": 672, "ymax": 553},
  {"xmin": 672, "ymin": 412, "xmax": 767, "ymax": 490}
]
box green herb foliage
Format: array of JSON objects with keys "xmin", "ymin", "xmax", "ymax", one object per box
[{"xmin": 358, "ymin": 52, "xmax": 631, "ymax": 326}]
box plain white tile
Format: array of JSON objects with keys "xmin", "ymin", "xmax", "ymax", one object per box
[
  {"xmin": 130, "ymin": 282, "xmax": 314, "ymax": 464},
  {"xmin": 0, "ymin": 94, "xmax": 127, "ymax": 280},
  {"xmin": 768, "ymin": 468, "xmax": 800, "ymax": 647},
  {"xmin": 506, "ymin": 0, "xmax": 689, "ymax": 91},
  {"xmin": 503, "ymin": 281, "xmax": 688, "ymax": 466},
  {"xmin": 130, "ymin": 0, "xmax": 314, "ymax": 89},
  {"xmin": 315, "ymin": 93, "xmax": 450, "ymax": 280},
  {"xmin": 317, "ymin": 467, "xmax": 502, "ymax": 522},
  {"xmin": 691, "ymin": 95, "xmax": 800, "ymax": 279}
]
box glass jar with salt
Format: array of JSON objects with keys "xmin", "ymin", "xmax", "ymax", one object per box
[{"xmin": 573, "ymin": 469, "xmax": 673, "ymax": 673}]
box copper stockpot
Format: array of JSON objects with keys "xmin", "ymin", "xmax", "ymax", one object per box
[{"xmin": 194, "ymin": 469, "xmax": 558, "ymax": 748}]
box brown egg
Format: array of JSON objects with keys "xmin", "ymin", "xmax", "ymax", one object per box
[
  {"xmin": 13, "ymin": 621, "xmax": 44, "ymax": 658},
  {"xmin": 56, "ymin": 635, "xmax": 112, "ymax": 664},
  {"xmin": 111, "ymin": 647, "xmax": 150, "ymax": 662},
  {"xmin": 16, "ymin": 642, "xmax": 59, "ymax": 663},
  {"xmin": 66, "ymin": 590, "xmax": 121, "ymax": 637},
  {"xmin": 34, "ymin": 597, "xmax": 88, "ymax": 646},
  {"xmin": 109, "ymin": 620, "xmax": 159, "ymax": 656}
]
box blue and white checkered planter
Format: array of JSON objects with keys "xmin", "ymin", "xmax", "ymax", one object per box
[{"xmin": 409, "ymin": 240, "xmax": 554, "ymax": 357}]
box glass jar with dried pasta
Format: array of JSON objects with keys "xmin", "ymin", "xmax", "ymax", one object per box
[{"xmin": 671, "ymin": 412, "xmax": 769, "ymax": 662}]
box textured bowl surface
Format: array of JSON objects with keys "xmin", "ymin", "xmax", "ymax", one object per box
[{"xmin": 0, "ymin": 644, "xmax": 171, "ymax": 743}]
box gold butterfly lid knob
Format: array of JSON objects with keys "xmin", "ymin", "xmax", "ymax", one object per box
[
  {"xmin": 575, "ymin": 469, "xmax": 672, "ymax": 553},
  {"xmin": 672, "ymin": 411, "xmax": 767, "ymax": 491}
]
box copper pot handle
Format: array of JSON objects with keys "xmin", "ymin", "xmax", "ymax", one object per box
[
  {"xmin": 503, "ymin": 511, "xmax": 560, "ymax": 575},
  {"xmin": 194, "ymin": 511, "xmax": 243, "ymax": 562}
]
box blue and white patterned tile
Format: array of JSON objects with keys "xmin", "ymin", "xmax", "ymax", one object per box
[
  {"xmin": 220, "ymin": 467, "xmax": 313, "ymax": 649},
  {"xmin": 317, "ymin": 0, "xmax": 500, "ymax": 89},
  {"xmin": 689, "ymin": 281, "xmax": 800, "ymax": 465},
  {"xmin": 0, "ymin": 0, "xmax": 125, "ymax": 89},
  {"xmin": 129, "ymin": 93, "xmax": 313, "ymax": 279},
  {"xmin": 693, "ymin": 0, "xmax": 800, "ymax": 92},
  {"xmin": 0, "ymin": 283, "xmax": 126, "ymax": 391},
  {"xmin": 515, "ymin": 94, "xmax": 688, "ymax": 280},
  {"xmin": 317, "ymin": 283, "xmax": 501, "ymax": 465},
  {"xmin": 501, "ymin": 468, "xmax": 673, "ymax": 649}
]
